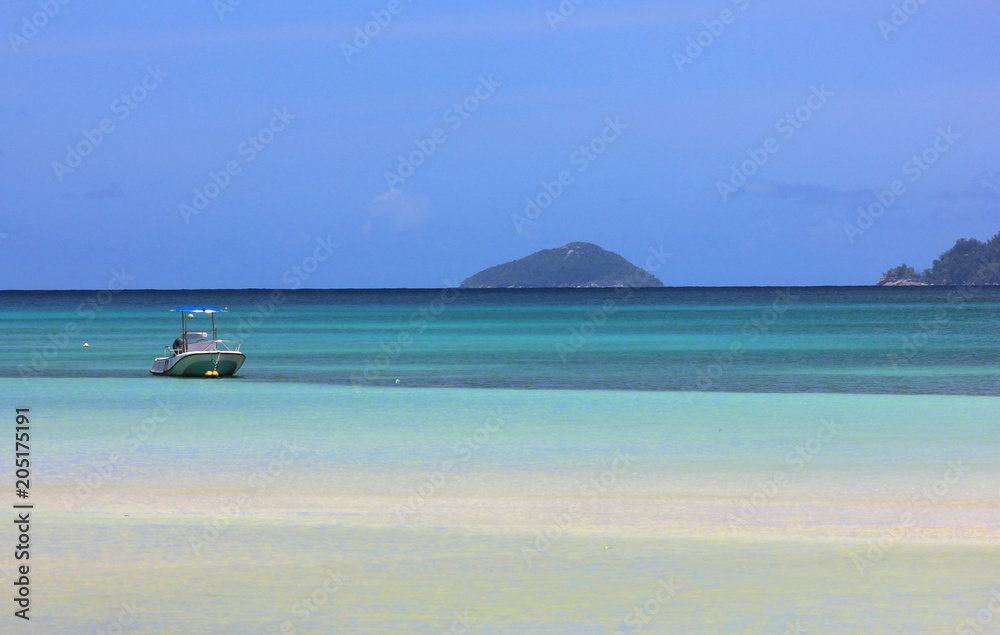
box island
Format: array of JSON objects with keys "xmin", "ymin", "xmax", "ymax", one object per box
[
  {"xmin": 461, "ymin": 242, "xmax": 665, "ymax": 288},
  {"xmin": 878, "ymin": 233, "xmax": 1000, "ymax": 286}
]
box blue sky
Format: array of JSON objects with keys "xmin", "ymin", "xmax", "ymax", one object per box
[{"xmin": 2, "ymin": 1, "xmax": 998, "ymax": 288}]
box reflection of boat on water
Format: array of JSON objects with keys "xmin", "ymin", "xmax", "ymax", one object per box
[{"xmin": 150, "ymin": 307, "xmax": 245, "ymax": 377}]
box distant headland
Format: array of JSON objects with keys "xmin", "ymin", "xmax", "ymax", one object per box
[
  {"xmin": 460, "ymin": 242, "xmax": 664, "ymax": 289},
  {"xmin": 878, "ymin": 233, "xmax": 1000, "ymax": 286}
]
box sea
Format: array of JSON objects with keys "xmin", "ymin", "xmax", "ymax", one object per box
[{"xmin": 2, "ymin": 287, "xmax": 998, "ymax": 634}]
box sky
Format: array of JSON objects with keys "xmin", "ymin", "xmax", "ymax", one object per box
[{"xmin": 1, "ymin": 0, "xmax": 998, "ymax": 289}]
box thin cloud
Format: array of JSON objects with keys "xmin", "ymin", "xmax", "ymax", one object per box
[
  {"xmin": 739, "ymin": 179, "xmax": 871, "ymax": 206},
  {"xmin": 6, "ymin": 5, "xmax": 702, "ymax": 57},
  {"xmin": 84, "ymin": 184, "xmax": 125, "ymax": 199},
  {"xmin": 366, "ymin": 189, "xmax": 430, "ymax": 233},
  {"xmin": 932, "ymin": 171, "xmax": 1000, "ymax": 204}
]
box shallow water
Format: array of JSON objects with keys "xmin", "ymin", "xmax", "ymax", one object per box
[{"xmin": 3, "ymin": 288, "xmax": 998, "ymax": 632}]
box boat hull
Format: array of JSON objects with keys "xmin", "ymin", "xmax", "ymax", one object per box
[{"xmin": 150, "ymin": 351, "xmax": 245, "ymax": 377}]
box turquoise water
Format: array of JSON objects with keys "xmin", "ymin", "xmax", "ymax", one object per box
[
  {"xmin": 5, "ymin": 287, "xmax": 1000, "ymax": 393},
  {"xmin": 3, "ymin": 288, "xmax": 999, "ymax": 633}
]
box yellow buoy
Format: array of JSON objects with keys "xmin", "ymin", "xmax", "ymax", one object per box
[{"xmin": 83, "ymin": 343, "xmax": 89, "ymax": 347}]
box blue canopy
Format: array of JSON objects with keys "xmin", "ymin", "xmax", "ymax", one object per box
[{"xmin": 171, "ymin": 307, "xmax": 225, "ymax": 313}]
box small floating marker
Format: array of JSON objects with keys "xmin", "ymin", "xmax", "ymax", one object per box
[
  {"xmin": 82, "ymin": 343, "xmax": 89, "ymax": 347},
  {"xmin": 205, "ymin": 370, "xmax": 219, "ymax": 377},
  {"xmin": 395, "ymin": 378, "xmax": 401, "ymax": 385}
]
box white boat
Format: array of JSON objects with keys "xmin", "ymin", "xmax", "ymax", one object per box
[{"xmin": 150, "ymin": 307, "xmax": 245, "ymax": 377}]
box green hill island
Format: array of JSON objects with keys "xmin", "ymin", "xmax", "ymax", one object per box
[
  {"xmin": 461, "ymin": 242, "xmax": 664, "ymax": 289},
  {"xmin": 878, "ymin": 232, "xmax": 1000, "ymax": 286}
]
